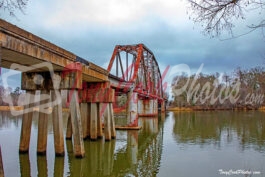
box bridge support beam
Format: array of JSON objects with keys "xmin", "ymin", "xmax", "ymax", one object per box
[
  {"xmin": 109, "ymin": 103, "xmax": 116, "ymax": 139},
  {"xmin": 103, "ymin": 103, "xmax": 111, "ymax": 141},
  {"xmin": 85, "ymin": 83, "xmax": 116, "ymax": 141},
  {"xmin": 69, "ymin": 90, "xmax": 85, "ymax": 158},
  {"xmin": 51, "ymin": 90, "xmax": 65, "ymax": 156},
  {"xmin": 127, "ymin": 91, "xmax": 138, "ymax": 126},
  {"xmin": 19, "ymin": 90, "xmax": 35, "ymax": 153},
  {"xmin": 138, "ymin": 99, "xmax": 158, "ymax": 117},
  {"xmin": 37, "ymin": 90, "xmax": 49, "ymax": 155},
  {"xmin": 80, "ymin": 103, "xmax": 88, "ymax": 139},
  {"xmin": 97, "ymin": 103, "xmax": 104, "ymax": 138},
  {"xmin": 90, "ymin": 103, "xmax": 98, "ymax": 140},
  {"xmin": 159, "ymin": 100, "xmax": 166, "ymax": 113},
  {"xmin": 19, "ymin": 63, "xmax": 85, "ymax": 158}
]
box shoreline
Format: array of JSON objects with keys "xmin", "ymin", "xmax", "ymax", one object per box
[
  {"xmin": 1, "ymin": 106, "xmax": 264, "ymax": 112},
  {"xmin": 167, "ymin": 106, "xmax": 265, "ymax": 111},
  {"xmin": 0, "ymin": 106, "xmax": 69, "ymax": 112}
]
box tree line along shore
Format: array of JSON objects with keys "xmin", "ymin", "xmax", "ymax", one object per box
[{"xmin": 169, "ymin": 66, "xmax": 265, "ymax": 111}]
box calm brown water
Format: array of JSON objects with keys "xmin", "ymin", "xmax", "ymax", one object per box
[{"xmin": 0, "ymin": 111, "xmax": 265, "ymax": 177}]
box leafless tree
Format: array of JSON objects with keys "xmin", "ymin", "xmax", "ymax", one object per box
[
  {"xmin": 0, "ymin": 0, "xmax": 28, "ymax": 17},
  {"xmin": 188, "ymin": 0, "xmax": 265, "ymax": 37}
]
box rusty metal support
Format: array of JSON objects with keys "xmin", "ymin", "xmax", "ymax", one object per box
[{"xmin": 107, "ymin": 44, "xmax": 165, "ymax": 104}]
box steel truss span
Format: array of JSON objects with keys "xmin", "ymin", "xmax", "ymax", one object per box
[{"xmin": 107, "ymin": 44, "xmax": 164, "ymax": 102}]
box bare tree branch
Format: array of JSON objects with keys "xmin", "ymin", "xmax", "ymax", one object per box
[
  {"xmin": 0, "ymin": 0, "xmax": 28, "ymax": 17},
  {"xmin": 188, "ymin": 0, "xmax": 265, "ymax": 37}
]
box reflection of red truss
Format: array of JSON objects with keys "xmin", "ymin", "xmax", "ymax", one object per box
[{"xmin": 107, "ymin": 44, "xmax": 164, "ymax": 102}]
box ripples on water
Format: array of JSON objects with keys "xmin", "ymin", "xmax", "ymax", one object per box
[{"xmin": 0, "ymin": 111, "xmax": 265, "ymax": 177}]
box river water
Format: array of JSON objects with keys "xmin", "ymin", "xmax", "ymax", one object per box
[{"xmin": 0, "ymin": 111, "xmax": 265, "ymax": 177}]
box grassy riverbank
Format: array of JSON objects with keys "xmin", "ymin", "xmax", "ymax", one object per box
[{"xmin": 0, "ymin": 106, "xmax": 69, "ymax": 112}]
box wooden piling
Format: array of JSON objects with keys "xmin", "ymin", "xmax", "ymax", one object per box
[
  {"xmin": 109, "ymin": 103, "xmax": 116, "ymax": 139},
  {"xmin": 80, "ymin": 103, "xmax": 88, "ymax": 139},
  {"xmin": 86, "ymin": 103, "xmax": 91, "ymax": 138},
  {"xmin": 37, "ymin": 90, "xmax": 49, "ymax": 155},
  {"xmin": 90, "ymin": 103, "xmax": 98, "ymax": 140},
  {"xmin": 97, "ymin": 103, "xmax": 103, "ymax": 138},
  {"xmin": 51, "ymin": 90, "xmax": 65, "ymax": 156},
  {"xmin": 0, "ymin": 146, "xmax": 4, "ymax": 177},
  {"xmin": 19, "ymin": 90, "xmax": 35, "ymax": 153},
  {"xmin": 69, "ymin": 90, "xmax": 85, "ymax": 158},
  {"xmin": 104, "ymin": 103, "xmax": 111, "ymax": 141},
  {"xmin": 66, "ymin": 114, "xmax": 72, "ymax": 140}
]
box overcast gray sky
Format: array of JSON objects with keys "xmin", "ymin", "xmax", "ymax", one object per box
[{"xmin": 1, "ymin": 0, "xmax": 265, "ymax": 88}]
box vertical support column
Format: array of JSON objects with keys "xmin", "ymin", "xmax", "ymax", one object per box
[
  {"xmin": 161, "ymin": 100, "xmax": 166, "ymax": 112},
  {"xmin": 69, "ymin": 90, "xmax": 85, "ymax": 158},
  {"xmin": 104, "ymin": 103, "xmax": 111, "ymax": 141},
  {"xmin": 127, "ymin": 91, "xmax": 138, "ymax": 126},
  {"xmin": 86, "ymin": 103, "xmax": 91, "ymax": 138},
  {"xmin": 19, "ymin": 90, "xmax": 35, "ymax": 153},
  {"xmin": 149, "ymin": 99, "xmax": 154, "ymax": 114},
  {"xmin": 80, "ymin": 103, "xmax": 88, "ymax": 139},
  {"xmin": 90, "ymin": 103, "xmax": 98, "ymax": 140},
  {"xmin": 0, "ymin": 146, "xmax": 4, "ymax": 177},
  {"xmin": 66, "ymin": 115, "xmax": 72, "ymax": 139},
  {"xmin": 37, "ymin": 90, "xmax": 49, "ymax": 155},
  {"xmin": 97, "ymin": 103, "xmax": 103, "ymax": 138},
  {"xmin": 109, "ymin": 103, "xmax": 116, "ymax": 139},
  {"xmin": 154, "ymin": 99, "xmax": 158, "ymax": 114},
  {"xmin": 51, "ymin": 90, "xmax": 65, "ymax": 156},
  {"xmin": 137, "ymin": 99, "xmax": 143, "ymax": 116}
]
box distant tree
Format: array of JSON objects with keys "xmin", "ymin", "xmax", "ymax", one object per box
[
  {"xmin": 187, "ymin": 0, "xmax": 265, "ymax": 37},
  {"xmin": 10, "ymin": 87, "xmax": 21, "ymax": 106},
  {"xmin": 0, "ymin": 0, "xmax": 28, "ymax": 17},
  {"xmin": 0, "ymin": 86, "xmax": 5, "ymax": 105}
]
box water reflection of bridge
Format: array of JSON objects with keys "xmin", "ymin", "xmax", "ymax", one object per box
[{"xmin": 0, "ymin": 111, "xmax": 165, "ymax": 176}]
